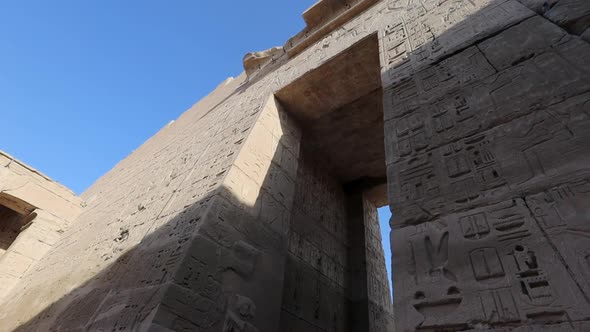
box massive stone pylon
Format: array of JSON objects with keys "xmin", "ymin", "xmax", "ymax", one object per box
[{"xmin": 1, "ymin": 0, "xmax": 590, "ymax": 331}]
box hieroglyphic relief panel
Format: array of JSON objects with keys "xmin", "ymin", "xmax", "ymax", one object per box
[
  {"xmin": 384, "ymin": 34, "xmax": 590, "ymax": 165},
  {"xmin": 392, "ymin": 198, "xmax": 590, "ymax": 331},
  {"xmin": 383, "ymin": 45, "xmax": 495, "ymax": 165},
  {"xmin": 148, "ymin": 234, "xmax": 256, "ymax": 331},
  {"xmin": 388, "ymin": 90, "xmax": 590, "ymax": 227}
]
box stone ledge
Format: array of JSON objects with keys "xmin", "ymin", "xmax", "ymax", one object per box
[
  {"xmin": 285, "ymin": 0, "xmax": 379, "ymax": 58},
  {"xmin": 243, "ymin": 46, "xmax": 285, "ymax": 77}
]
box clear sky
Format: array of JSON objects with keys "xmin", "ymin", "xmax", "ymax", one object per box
[{"xmin": 0, "ymin": 0, "xmax": 392, "ymax": 297}]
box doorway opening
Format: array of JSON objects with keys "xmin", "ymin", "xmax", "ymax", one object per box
[
  {"xmin": 0, "ymin": 194, "xmax": 36, "ymax": 258},
  {"xmin": 276, "ymin": 33, "xmax": 394, "ymax": 330}
]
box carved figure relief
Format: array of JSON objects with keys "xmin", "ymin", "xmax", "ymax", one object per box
[
  {"xmin": 406, "ymin": 226, "xmax": 463, "ymax": 328},
  {"xmin": 424, "ymin": 231, "xmax": 456, "ymax": 283}
]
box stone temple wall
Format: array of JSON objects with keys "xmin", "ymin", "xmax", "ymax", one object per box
[
  {"xmin": 0, "ymin": 0, "xmax": 589, "ymax": 331},
  {"xmin": 363, "ymin": 197, "xmax": 394, "ymax": 330}
]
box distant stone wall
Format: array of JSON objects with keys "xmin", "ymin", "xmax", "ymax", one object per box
[{"xmin": 362, "ymin": 197, "xmax": 394, "ymax": 331}]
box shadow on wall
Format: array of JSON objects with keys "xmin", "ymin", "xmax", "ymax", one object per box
[
  {"xmin": 1, "ymin": 0, "xmax": 590, "ymax": 330},
  {"xmin": 0, "ymin": 93, "xmax": 301, "ymax": 331}
]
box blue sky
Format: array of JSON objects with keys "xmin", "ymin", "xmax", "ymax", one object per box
[{"xmin": 0, "ymin": 1, "xmax": 392, "ymax": 297}]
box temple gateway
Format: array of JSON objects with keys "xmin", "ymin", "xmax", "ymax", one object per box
[{"xmin": 1, "ymin": 0, "xmax": 590, "ymax": 331}]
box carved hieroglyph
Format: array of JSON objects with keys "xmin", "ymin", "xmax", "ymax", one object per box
[{"xmin": 1, "ymin": 0, "xmax": 589, "ymax": 331}]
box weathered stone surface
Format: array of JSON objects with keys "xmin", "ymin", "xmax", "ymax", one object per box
[
  {"xmin": 478, "ymin": 16, "xmax": 568, "ymax": 71},
  {"xmin": 2, "ymin": 0, "xmax": 590, "ymax": 331}
]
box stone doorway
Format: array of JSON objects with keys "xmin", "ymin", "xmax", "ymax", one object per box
[
  {"xmin": 0, "ymin": 205, "xmax": 27, "ymax": 257},
  {"xmin": 0, "ymin": 194, "xmax": 36, "ymax": 258},
  {"xmin": 276, "ymin": 33, "xmax": 394, "ymax": 331}
]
